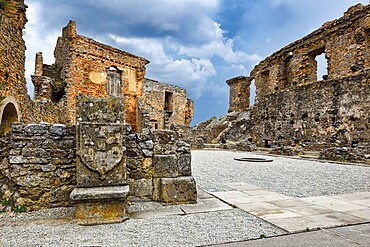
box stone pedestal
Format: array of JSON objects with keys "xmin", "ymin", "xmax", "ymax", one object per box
[
  {"xmin": 71, "ymin": 186, "xmax": 129, "ymax": 225},
  {"xmin": 71, "ymin": 95, "xmax": 129, "ymax": 225}
]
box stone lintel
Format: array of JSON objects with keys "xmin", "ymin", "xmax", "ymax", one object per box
[{"xmin": 70, "ymin": 185, "xmax": 129, "ymax": 201}]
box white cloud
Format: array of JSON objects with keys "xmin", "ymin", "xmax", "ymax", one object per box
[
  {"xmin": 177, "ymin": 22, "xmax": 261, "ymax": 63},
  {"xmin": 108, "ymin": 34, "xmax": 216, "ymax": 98},
  {"xmin": 24, "ymin": 1, "xmax": 60, "ymax": 97}
]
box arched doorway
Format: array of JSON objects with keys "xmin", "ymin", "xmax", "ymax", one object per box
[{"xmin": 0, "ymin": 96, "xmax": 20, "ymax": 135}]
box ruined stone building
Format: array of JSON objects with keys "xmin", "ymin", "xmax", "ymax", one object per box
[
  {"xmin": 31, "ymin": 21, "xmax": 193, "ymax": 132},
  {"xmin": 0, "ymin": 0, "xmax": 29, "ymax": 135},
  {"xmin": 140, "ymin": 78, "xmax": 194, "ymax": 130},
  {"xmin": 195, "ymin": 4, "xmax": 370, "ymax": 163},
  {"xmin": 0, "ymin": 2, "xmax": 197, "ymax": 214}
]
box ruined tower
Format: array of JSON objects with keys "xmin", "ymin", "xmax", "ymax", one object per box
[{"xmin": 0, "ymin": 0, "xmax": 29, "ymax": 134}]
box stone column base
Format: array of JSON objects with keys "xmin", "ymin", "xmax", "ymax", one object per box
[{"xmin": 70, "ymin": 185, "xmax": 129, "ymax": 225}]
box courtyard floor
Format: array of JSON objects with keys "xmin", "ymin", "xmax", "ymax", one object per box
[{"xmin": 1, "ymin": 149, "xmax": 369, "ymax": 246}]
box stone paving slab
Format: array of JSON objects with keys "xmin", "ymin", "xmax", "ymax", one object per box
[
  {"xmin": 180, "ymin": 198, "xmax": 233, "ymax": 214},
  {"xmin": 214, "ymin": 223, "xmax": 370, "ymax": 247},
  {"xmin": 301, "ymin": 196, "xmax": 369, "ymax": 212},
  {"xmin": 211, "ymin": 182, "xmax": 370, "ymax": 233}
]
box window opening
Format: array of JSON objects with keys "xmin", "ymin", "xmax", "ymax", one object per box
[{"xmin": 106, "ymin": 66, "xmax": 121, "ymax": 96}]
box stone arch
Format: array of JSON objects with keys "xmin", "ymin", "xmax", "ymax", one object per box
[{"xmin": 0, "ymin": 96, "xmax": 20, "ymax": 135}]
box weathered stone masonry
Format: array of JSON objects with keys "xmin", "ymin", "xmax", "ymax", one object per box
[
  {"xmin": 0, "ymin": 121, "xmax": 196, "ymax": 211},
  {"xmin": 0, "ymin": 123, "xmax": 76, "ymax": 211},
  {"xmin": 140, "ymin": 78, "xmax": 194, "ymax": 130},
  {"xmin": 196, "ymin": 4, "xmax": 370, "ymax": 163},
  {"xmin": 0, "ymin": 0, "xmax": 31, "ymax": 134},
  {"xmin": 31, "ymin": 21, "xmax": 194, "ymax": 131},
  {"xmin": 32, "ymin": 20, "xmax": 150, "ymax": 131}
]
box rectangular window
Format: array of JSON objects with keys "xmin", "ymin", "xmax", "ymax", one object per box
[{"xmin": 164, "ymin": 91, "xmax": 173, "ymax": 112}]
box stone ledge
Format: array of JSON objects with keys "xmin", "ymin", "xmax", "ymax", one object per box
[{"xmin": 70, "ymin": 185, "xmax": 129, "ymax": 201}]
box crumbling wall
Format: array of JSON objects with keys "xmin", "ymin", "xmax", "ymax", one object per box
[
  {"xmin": 250, "ymin": 72, "xmax": 369, "ymax": 154},
  {"xmin": 250, "ymin": 4, "xmax": 370, "ymax": 104},
  {"xmin": 32, "ymin": 21, "xmax": 150, "ymax": 131},
  {"xmin": 141, "ymin": 78, "xmax": 193, "ymax": 129},
  {"xmin": 0, "ymin": 0, "xmax": 31, "ymax": 123},
  {"xmin": 226, "ymin": 76, "xmax": 251, "ymax": 112}
]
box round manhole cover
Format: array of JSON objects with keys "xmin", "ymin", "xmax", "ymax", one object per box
[{"xmin": 234, "ymin": 157, "xmax": 273, "ymax": 162}]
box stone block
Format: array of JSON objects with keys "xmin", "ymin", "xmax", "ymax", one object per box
[
  {"xmin": 154, "ymin": 177, "xmax": 197, "ymax": 204},
  {"xmin": 75, "ymin": 95, "xmax": 125, "ymax": 124},
  {"xmin": 128, "ymin": 178, "xmax": 153, "ymax": 198},
  {"xmin": 50, "ymin": 124, "xmax": 67, "ymax": 136},
  {"xmin": 24, "ymin": 124, "xmax": 49, "ymax": 135},
  {"xmin": 177, "ymin": 154, "xmax": 192, "ymax": 176},
  {"xmin": 153, "ymin": 155, "xmax": 177, "ymax": 178},
  {"xmin": 71, "ymin": 185, "xmax": 129, "ymax": 225}
]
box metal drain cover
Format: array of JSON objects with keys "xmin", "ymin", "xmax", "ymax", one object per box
[{"xmin": 234, "ymin": 157, "xmax": 273, "ymax": 162}]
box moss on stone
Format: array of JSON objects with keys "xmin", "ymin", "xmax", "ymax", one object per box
[{"xmin": 0, "ymin": 0, "xmax": 7, "ymax": 11}]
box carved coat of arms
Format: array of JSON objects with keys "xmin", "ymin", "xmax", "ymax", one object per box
[{"xmin": 78, "ymin": 123, "xmax": 126, "ymax": 179}]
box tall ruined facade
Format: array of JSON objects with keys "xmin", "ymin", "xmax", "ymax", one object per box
[
  {"xmin": 32, "ymin": 21, "xmax": 149, "ymax": 131},
  {"xmin": 31, "ymin": 21, "xmax": 193, "ymax": 131},
  {"xmin": 217, "ymin": 4, "xmax": 370, "ymax": 161},
  {"xmin": 0, "ymin": 0, "xmax": 29, "ymax": 134}
]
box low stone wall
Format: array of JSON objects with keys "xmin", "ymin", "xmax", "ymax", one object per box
[
  {"xmin": 0, "ymin": 123, "xmax": 76, "ymax": 211},
  {"xmin": 0, "ymin": 123, "xmax": 196, "ymax": 212},
  {"xmin": 126, "ymin": 127, "xmax": 196, "ymax": 204}
]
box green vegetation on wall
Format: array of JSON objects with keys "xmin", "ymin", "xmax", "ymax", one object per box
[{"xmin": 0, "ymin": 0, "xmax": 7, "ymax": 11}]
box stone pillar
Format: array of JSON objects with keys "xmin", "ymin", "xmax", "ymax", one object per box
[
  {"xmin": 226, "ymin": 76, "xmax": 251, "ymax": 112},
  {"xmin": 34, "ymin": 52, "xmax": 43, "ymax": 76},
  {"xmin": 70, "ymin": 95, "xmax": 129, "ymax": 225}
]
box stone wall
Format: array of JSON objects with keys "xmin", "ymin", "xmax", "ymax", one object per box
[
  {"xmin": 140, "ymin": 78, "xmax": 194, "ymax": 129},
  {"xmin": 250, "ymin": 4, "xmax": 370, "ymax": 104},
  {"xmin": 249, "ymin": 72, "xmax": 370, "ymax": 155},
  {"xmin": 0, "ymin": 121, "xmax": 196, "ymax": 211},
  {"xmin": 196, "ymin": 4, "xmax": 370, "ymax": 164},
  {"xmin": 0, "ymin": 123, "xmax": 76, "ymax": 211},
  {"xmin": 0, "ymin": 0, "xmax": 31, "ymax": 125}
]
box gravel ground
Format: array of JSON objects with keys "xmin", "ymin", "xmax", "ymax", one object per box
[
  {"xmin": 2, "ymin": 149, "xmax": 369, "ymax": 246},
  {"xmin": 192, "ymin": 150, "xmax": 370, "ymax": 197},
  {"xmin": 0, "ymin": 209, "xmax": 285, "ymax": 247}
]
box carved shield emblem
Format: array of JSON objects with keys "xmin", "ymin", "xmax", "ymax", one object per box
[{"xmin": 78, "ymin": 123, "xmax": 126, "ymax": 179}]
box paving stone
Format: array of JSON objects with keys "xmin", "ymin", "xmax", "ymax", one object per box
[
  {"xmin": 197, "ymin": 189, "xmax": 214, "ymax": 199},
  {"xmin": 268, "ymin": 198, "xmax": 314, "ymax": 208},
  {"xmin": 243, "ymin": 189, "xmax": 276, "ymax": 196},
  {"xmin": 285, "ymin": 205, "xmax": 336, "ymax": 216},
  {"xmin": 318, "ymin": 212, "xmax": 368, "ymax": 225},
  {"xmin": 180, "ymin": 198, "xmax": 232, "ymax": 214},
  {"xmin": 211, "ymin": 191, "xmax": 254, "ymax": 204},
  {"xmin": 224, "ymin": 182, "xmax": 262, "ymax": 191},
  {"xmin": 332, "ymin": 192, "xmax": 370, "ymax": 201},
  {"xmin": 260, "ymin": 209, "xmax": 302, "ymax": 220},
  {"xmin": 344, "ymin": 208, "xmax": 370, "ymax": 220},
  {"xmin": 129, "ymin": 207, "xmax": 185, "ymax": 219},
  {"xmin": 237, "ymin": 202, "xmax": 280, "ymax": 213},
  {"xmin": 268, "ymin": 216, "xmax": 323, "ymax": 232},
  {"xmin": 350, "ymin": 199, "xmax": 370, "ymax": 207},
  {"xmin": 302, "ymin": 197, "xmax": 368, "ymax": 212},
  {"xmin": 326, "ymin": 223, "xmax": 370, "ymax": 247}
]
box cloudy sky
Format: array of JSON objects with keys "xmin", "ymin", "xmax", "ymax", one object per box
[{"xmin": 24, "ymin": 0, "xmax": 368, "ymax": 125}]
